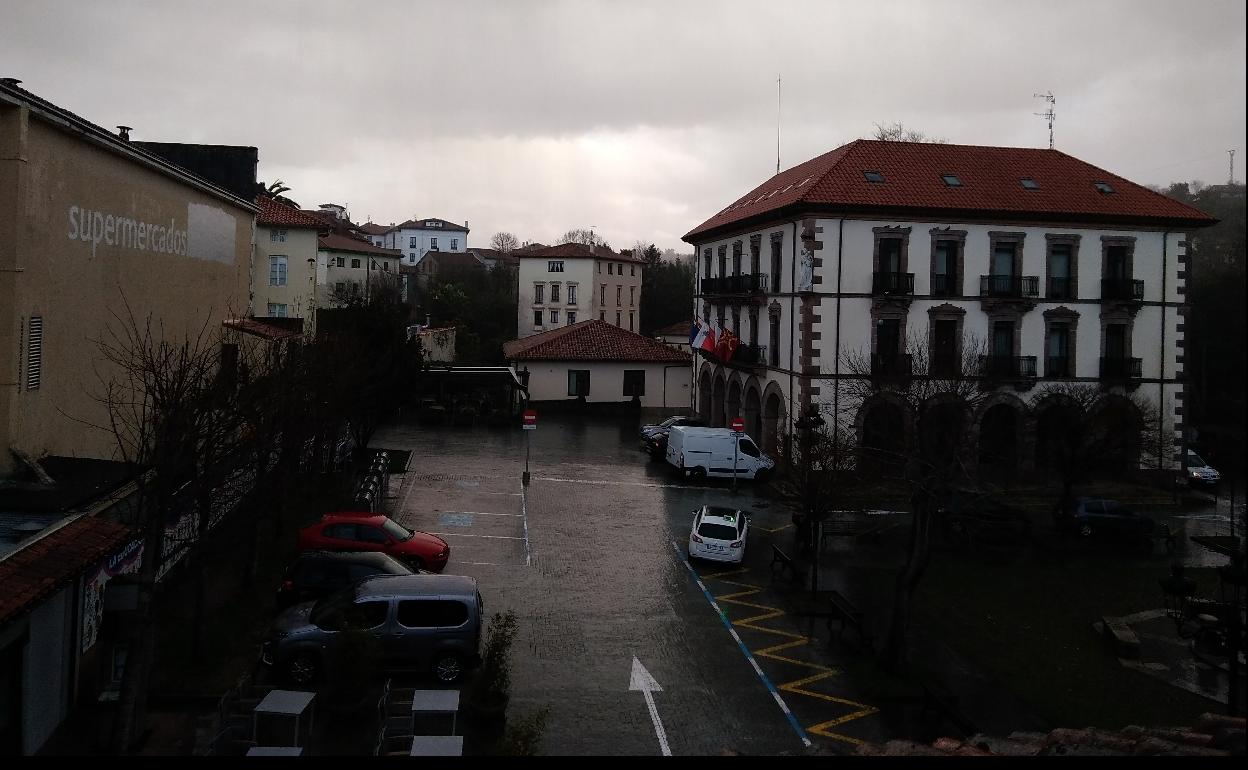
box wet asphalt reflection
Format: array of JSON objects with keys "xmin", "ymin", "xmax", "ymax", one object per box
[{"xmin": 372, "ymin": 414, "xmax": 844, "ymax": 756}]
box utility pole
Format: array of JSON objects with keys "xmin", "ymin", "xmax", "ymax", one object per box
[
  {"xmin": 1230, "ymin": 149, "xmax": 1236, "ymax": 185},
  {"xmin": 1034, "ymin": 91, "xmax": 1056, "ymax": 149}
]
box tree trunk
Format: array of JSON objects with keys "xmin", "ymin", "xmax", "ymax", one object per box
[
  {"xmin": 879, "ymin": 495, "xmax": 935, "ymax": 673},
  {"xmin": 189, "ymin": 490, "xmax": 213, "ymax": 660}
]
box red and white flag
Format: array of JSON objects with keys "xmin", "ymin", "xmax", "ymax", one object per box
[
  {"xmin": 693, "ymin": 318, "xmax": 716, "ymax": 354},
  {"xmin": 716, "ymin": 327, "xmax": 740, "ymax": 361}
]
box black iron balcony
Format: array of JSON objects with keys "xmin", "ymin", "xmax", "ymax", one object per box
[
  {"xmin": 1100, "ymin": 356, "xmax": 1142, "ymax": 380},
  {"xmin": 930, "ymin": 273, "xmax": 959, "ymax": 297},
  {"xmin": 729, "ymin": 343, "xmax": 768, "ymax": 367},
  {"xmin": 980, "ymin": 275, "xmax": 1040, "ymax": 298},
  {"xmin": 1045, "ymin": 356, "xmax": 1073, "ymax": 378},
  {"xmin": 872, "ymin": 271, "xmax": 915, "ymax": 295},
  {"xmin": 980, "ymin": 355, "xmax": 1037, "ymax": 379},
  {"xmin": 701, "ymin": 273, "xmax": 769, "ymax": 295},
  {"xmin": 1047, "ymin": 276, "xmax": 1074, "ymax": 300},
  {"xmin": 929, "ymin": 353, "xmax": 961, "ymax": 379},
  {"xmin": 871, "ymin": 353, "xmax": 913, "ymax": 378},
  {"xmin": 1101, "ymin": 278, "xmax": 1144, "ymax": 302}
]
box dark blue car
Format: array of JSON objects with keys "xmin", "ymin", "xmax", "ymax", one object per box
[{"xmin": 1060, "ymin": 497, "xmax": 1161, "ymax": 540}]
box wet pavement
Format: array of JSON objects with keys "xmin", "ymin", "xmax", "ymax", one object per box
[{"xmin": 372, "ymin": 414, "xmax": 893, "ymax": 756}]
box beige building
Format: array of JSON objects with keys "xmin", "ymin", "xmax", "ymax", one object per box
[
  {"xmin": 317, "ymin": 233, "xmax": 402, "ymax": 306},
  {"xmin": 1, "ymin": 80, "xmax": 257, "ymax": 476},
  {"xmin": 253, "ymin": 197, "xmax": 325, "ymax": 320},
  {"xmin": 516, "ymin": 243, "xmax": 645, "ymax": 338}
]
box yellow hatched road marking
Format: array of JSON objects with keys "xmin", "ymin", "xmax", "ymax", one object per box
[{"xmin": 700, "ymin": 566, "xmax": 879, "ymax": 746}]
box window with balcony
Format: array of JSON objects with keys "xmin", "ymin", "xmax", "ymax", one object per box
[
  {"xmin": 931, "ymin": 319, "xmax": 959, "ymax": 377},
  {"xmin": 718, "ymin": 246, "xmax": 727, "ymax": 278},
  {"xmin": 981, "ymin": 233, "xmax": 1036, "ymax": 298},
  {"xmin": 1101, "ymin": 238, "xmax": 1140, "ymax": 301},
  {"xmin": 1046, "ymin": 323, "xmax": 1072, "ymax": 377},
  {"xmin": 1046, "ymin": 235, "xmax": 1080, "ymax": 300},
  {"xmin": 873, "ymin": 226, "xmax": 912, "ymax": 295},
  {"xmin": 1100, "ymin": 321, "xmax": 1139, "ymax": 379},
  {"xmin": 930, "ymin": 240, "xmax": 960, "ymax": 297},
  {"xmin": 768, "ymin": 316, "xmax": 780, "ymax": 366},
  {"xmin": 703, "ymin": 249, "xmax": 712, "ymax": 281},
  {"xmin": 732, "ymin": 242, "xmax": 742, "ymax": 275},
  {"xmin": 534, "ymin": 283, "xmax": 544, "ymax": 304}
]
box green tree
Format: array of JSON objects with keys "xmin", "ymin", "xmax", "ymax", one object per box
[{"xmin": 639, "ymin": 254, "xmax": 694, "ymax": 336}]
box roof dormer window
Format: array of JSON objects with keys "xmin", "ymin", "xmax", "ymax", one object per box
[
  {"xmin": 1094, "ymin": 181, "xmax": 1114, "ymax": 194},
  {"xmin": 863, "ymin": 170, "xmax": 885, "ymax": 183},
  {"xmin": 941, "ymin": 174, "xmax": 962, "ymax": 187},
  {"xmin": 1020, "ymin": 177, "xmax": 1040, "ymax": 190}
]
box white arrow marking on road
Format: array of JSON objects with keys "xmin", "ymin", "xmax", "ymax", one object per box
[{"xmin": 629, "ymin": 657, "xmax": 671, "ymax": 756}]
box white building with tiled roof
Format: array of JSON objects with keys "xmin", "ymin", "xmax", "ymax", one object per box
[
  {"xmin": 254, "ymin": 196, "xmax": 327, "ymax": 320},
  {"xmin": 516, "ymin": 243, "xmax": 646, "ymax": 339},
  {"xmin": 364, "ymin": 217, "xmax": 470, "ymax": 267},
  {"xmin": 683, "ymin": 139, "xmax": 1215, "ymax": 471},
  {"xmin": 504, "ymin": 319, "xmax": 689, "ymax": 408}
]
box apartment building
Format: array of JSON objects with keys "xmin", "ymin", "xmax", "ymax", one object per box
[
  {"xmin": 682, "ymin": 139, "xmax": 1215, "ymax": 471},
  {"xmin": 254, "ymin": 197, "xmax": 326, "ymax": 319},
  {"xmin": 363, "ymin": 217, "xmax": 469, "ymax": 267},
  {"xmin": 516, "ymin": 243, "xmax": 644, "ymax": 338}
]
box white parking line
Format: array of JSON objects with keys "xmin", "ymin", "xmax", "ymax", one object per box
[
  {"xmin": 431, "ymin": 532, "xmax": 527, "ymax": 540},
  {"xmin": 520, "ymin": 480, "xmax": 532, "ymax": 567},
  {"xmin": 441, "ymin": 510, "xmax": 525, "ymax": 517},
  {"xmin": 453, "ymin": 561, "xmax": 505, "ymax": 567}
]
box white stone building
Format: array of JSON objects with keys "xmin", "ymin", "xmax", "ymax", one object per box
[
  {"xmin": 362, "ymin": 217, "xmax": 469, "ymax": 268},
  {"xmin": 682, "ymin": 139, "xmax": 1215, "ymax": 473},
  {"xmin": 516, "ymin": 243, "xmax": 645, "ymax": 338},
  {"xmin": 504, "ymin": 319, "xmax": 690, "ymax": 408}
]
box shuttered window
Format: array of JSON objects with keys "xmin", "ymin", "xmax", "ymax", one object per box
[{"xmin": 26, "ymin": 316, "xmax": 43, "ymax": 390}]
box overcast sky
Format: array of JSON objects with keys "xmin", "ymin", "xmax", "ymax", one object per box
[{"xmin": 4, "ymin": 0, "xmax": 1244, "ymax": 251}]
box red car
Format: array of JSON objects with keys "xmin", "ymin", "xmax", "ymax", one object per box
[{"xmin": 297, "ymin": 513, "xmax": 450, "ymax": 572}]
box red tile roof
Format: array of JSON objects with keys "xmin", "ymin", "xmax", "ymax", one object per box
[
  {"xmin": 222, "ymin": 318, "xmax": 301, "ymax": 340},
  {"xmin": 422, "ymin": 250, "xmax": 487, "ymax": 272},
  {"xmin": 654, "ymin": 321, "xmax": 691, "ymax": 337},
  {"xmin": 394, "ymin": 217, "xmax": 469, "ymax": 232},
  {"xmin": 318, "ymin": 232, "xmax": 403, "ymax": 257},
  {"xmin": 519, "ymin": 243, "xmax": 645, "ymax": 263},
  {"xmin": 0, "ymin": 514, "xmax": 133, "ymax": 625},
  {"xmin": 256, "ymin": 196, "xmax": 327, "ymax": 229},
  {"xmin": 358, "ymin": 222, "xmax": 390, "ymax": 235},
  {"xmin": 685, "ymin": 140, "xmax": 1216, "ymax": 241},
  {"xmin": 504, "ymin": 320, "xmax": 691, "ymax": 363}
]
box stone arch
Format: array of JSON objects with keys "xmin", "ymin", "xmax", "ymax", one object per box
[
  {"xmin": 711, "ymin": 371, "xmax": 727, "ymax": 428},
  {"xmin": 1087, "ymin": 393, "xmax": 1145, "ymax": 475},
  {"xmin": 761, "ymin": 381, "xmax": 787, "ymax": 455},
  {"xmin": 1032, "ymin": 392, "xmax": 1084, "ymax": 474},
  {"xmin": 697, "ymin": 363, "xmax": 714, "ymax": 421},
  {"xmin": 916, "ymin": 392, "xmax": 974, "ymax": 473},
  {"xmin": 726, "ymin": 373, "xmax": 744, "ymax": 426},
  {"xmin": 855, "ymin": 392, "xmax": 914, "ymax": 477},
  {"xmin": 743, "ymin": 380, "xmax": 763, "ymax": 440},
  {"xmin": 975, "ymin": 400, "xmax": 1026, "ymax": 481}
]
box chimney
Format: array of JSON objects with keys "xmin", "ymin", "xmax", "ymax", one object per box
[{"xmin": 117, "ymin": 125, "xmax": 132, "ymax": 141}]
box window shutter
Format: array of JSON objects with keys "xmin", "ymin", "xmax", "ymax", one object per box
[{"xmin": 26, "ymin": 316, "xmax": 43, "ymax": 390}]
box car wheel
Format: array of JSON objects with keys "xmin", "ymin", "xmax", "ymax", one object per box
[
  {"xmin": 406, "ymin": 556, "xmax": 425, "ymax": 571},
  {"xmin": 432, "ymin": 652, "xmax": 464, "ymax": 683},
  {"xmin": 691, "ymin": 467, "xmax": 707, "ymax": 480},
  {"xmin": 286, "ymin": 652, "xmax": 320, "ymax": 686},
  {"xmin": 1079, "ymin": 523, "xmax": 1093, "ymax": 537}
]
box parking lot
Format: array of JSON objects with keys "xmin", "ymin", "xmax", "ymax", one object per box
[{"xmin": 372, "ymin": 415, "xmax": 888, "ymax": 755}]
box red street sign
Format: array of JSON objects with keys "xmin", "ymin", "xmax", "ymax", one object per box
[
  {"xmin": 523, "ymin": 409, "xmax": 538, "ymax": 430},
  {"xmin": 730, "ymin": 417, "xmax": 745, "ymax": 433}
]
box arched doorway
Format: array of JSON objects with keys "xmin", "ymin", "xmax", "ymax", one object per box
[
  {"xmin": 727, "ymin": 379, "xmax": 742, "ymax": 427},
  {"xmin": 698, "ymin": 368, "xmax": 712, "ymax": 420},
  {"xmin": 1035, "ymin": 398, "xmax": 1081, "ymax": 477},
  {"xmin": 763, "ymin": 391, "xmax": 784, "ymax": 454},
  {"xmin": 978, "ymin": 403, "xmax": 1021, "ymax": 481},
  {"xmin": 919, "ymin": 399, "xmax": 968, "ymax": 474},
  {"xmin": 860, "ymin": 399, "xmax": 907, "ymax": 477},
  {"xmin": 1089, "ymin": 397, "xmax": 1144, "ymax": 476},
  {"xmin": 744, "ymin": 386, "xmax": 762, "ymax": 440},
  {"xmin": 711, "ymin": 376, "xmax": 726, "ymax": 427}
]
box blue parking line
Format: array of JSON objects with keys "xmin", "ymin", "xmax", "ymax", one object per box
[{"xmin": 670, "ymin": 541, "xmax": 812, "ymax": 748}]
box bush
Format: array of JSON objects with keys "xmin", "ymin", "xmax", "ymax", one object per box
[
  {"xmin": 497, "ymin": 707, "xmax": 549, "ymax": 755},
  {"xmin": 466, "ymin": 610, "xmax": 518, "ymax": 720}
]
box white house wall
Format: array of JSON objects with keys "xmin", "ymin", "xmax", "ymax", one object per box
[
  {"xmin": 254, "ymin": 225, "xmax": 318, "ymax": 317},
  {"xmin": 22, "ymin": 587, "xmax": 72, "ymax": 754},
  {"xmin": 516, "ymin": 360, "xmax": 690, "ymax": 408},
  {"xmin": 384, "ymin": 225, "xmax": 469, "ymax": 267}
]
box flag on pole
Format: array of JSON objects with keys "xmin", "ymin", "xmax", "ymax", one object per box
[
  {"xmin": 715, "ymin": 327, "xmax": 740, "ymax": 362},
  {"xmin": 692, "ymin": 319, "xmax": 716, "ymax": 354}
]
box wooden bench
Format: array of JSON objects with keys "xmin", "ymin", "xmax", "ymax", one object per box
[
  {"xmin": 825, "ymin": 589, "xmax": 873, "ymax": 651},
  {"xmin": 770, "ymin": 544, "xmax": 803, "ymax": 583}
]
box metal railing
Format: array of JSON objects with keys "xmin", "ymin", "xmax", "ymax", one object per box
[
  {"xmin": 871, "ymin": 353, "xmax": 913, "ymax": 378},
  {"xmin": 872, "ymin": 271, "xmax": 915, "ymax": 295},
  {"xmin": 730, "ymin": 343, "xmax": 768, "ymax": 366},
  {"xmin": 1099, "ymin": 356, "xmax": 1142, "ymax": 379},
  {"xmin": 701, "ymin": 272, "xmax": 769, "ymax": 295},
  {"xmin": 979, "ymin": 355, "xmax": 1038, "ymax": 379},
  {"xmin": 1047, "ymin": 276, "xmax": 1074, "ymax": 300},
  {"xmin": 979, "ymin": 275, "xmax": 1040, "ymax": 298},
  {"xmin": 1045, "ymin": 356, "xmax": 1073, "ymax": 378},
  {"xmin": 1101, "ymin": 278, "xmax": 1144, "ymax": 301},
  {"xmin": 930, "ymin": 273, "xmax": 959, "ymax": 296}
]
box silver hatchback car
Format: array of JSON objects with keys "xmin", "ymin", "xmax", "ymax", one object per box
[{"xmin": 261, "ymin": 574, "xmax": 483, "ymax": 685}]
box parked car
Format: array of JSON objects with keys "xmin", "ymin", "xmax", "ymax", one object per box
[
  {"xmin": 665, "ymin": 426, "xmax": 774, "ymax": 481},
  {"xmin": 937, "ymin": 492, "xmax": 1032, "ymax": 547},
  {"xmin": 297, "ymin": 513, "xmax": 450, "ymax": 572},
  {"xmin": 276, "ymin": 551, "xmax": 414, "ymax": 610},
  {"xmin": 1183, "ymin": 450, "xmax": 1221, "ymax": 490},
  {"xmin": 688, "ymin": 505, "xmax": 749, "ymax": 563},
  {"xmin": 261, "ymin": 574, "xmax": 483, "ymax": 685},
  {"xmin": 1056, "ymin": 497, "xmax": 1161, "ymax": 540},
  {"xmin": 640, "ymin": 415, "xmax": 704, "ymax": 441}
]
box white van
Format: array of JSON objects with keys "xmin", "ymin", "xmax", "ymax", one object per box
[{"xmin": 666, "ymin": 426, "xmax": 775, "ymax": 481}]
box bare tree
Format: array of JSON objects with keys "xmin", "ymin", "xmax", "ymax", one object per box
[
  {"xmin": 559, "ymin": 228, "xmax": 612, "ymax": 251},
  {"xmin": 871, "ymin": 121, "xmax": 948, "ymax": 144},
  {"xmin": 490, "ymin": 231, "xmax": 520, "ymax": 254}
]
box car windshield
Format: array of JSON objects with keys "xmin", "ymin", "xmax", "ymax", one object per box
[
  {"xmin": 381, "ymin": 518, "xmax": 413, "ymax": 542},
  {"xmin": 1189, "ymin": 451, "xmax": 1208, "ymax": 467},
  {"xmin": 698, "ymin": 522, "xmax": 738, "ymax": 541},
  {"xmin": 660, "ymin": 416, "xmax": 683, "ymax": 428},
  {"xmin": 309, "ymin": 587, "xmax": 355, "ymax": 628}
]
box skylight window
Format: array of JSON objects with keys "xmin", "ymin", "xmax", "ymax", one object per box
[
  {"xmin": 1020, "ymin": 177, "xmax": 1040, "ymax": 190},
  {"xmin": 1094, "ymin": 181, "xmax": 1115, "ymax": 194},
  {"xmin": 941, "ymin": 174, "xmax": 962, "ymax": 187},
  {"xmin": 863, "ymin": 170, "xmax": 885, "ymax": 183}
]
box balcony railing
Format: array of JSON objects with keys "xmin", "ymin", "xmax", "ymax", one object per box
[
  {"xmin": 871, "ymin": 353, "xmax": 913, "ymax": 378},
  {"xmin": 1100, "ymin": 356, "xmax": 1142, "ymax": 380},
  {"xmin": 1101, "ymin": 278, "xmax": 1144, "ymax": 302},
  {"xmin": 730, "ymin": 343, "xmax": 768, "ymax": 367},
  {"xmin": 930, "ymin": 273, "xmax": 959, "ymax": 297},
  {"xmin": 980, "ymin": 275, "xmax": 1040, "ymax": 298},
  {"xmin": 980, "ymin": 355, "xmax": 1037, "ymax": 379},
  {"xmin": 1047, "ymin": 276, "xmax": 1074, "ymax": 300},
  {"xmin": 701, "ymin": 272, "xmax": 769, "ymax": 295},
  {"xmin": 871, "ymin": 271, "xmax": 915, "ymax": 295},
  {"xmin": 929, "ymin": 353, "xmax": 961, "ymax": 379},
  {"xmin": 1045, "ymin": 356, "xmax": 1073, "ymax": 378}
]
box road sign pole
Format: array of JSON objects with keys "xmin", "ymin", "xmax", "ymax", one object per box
[
  {"xmin": 522, "ymin": 409, "xmax": 537, "ymax": 485},
  {"xmin": 733, "ymin": 439, "xmax": 739, "ymax": 495}
]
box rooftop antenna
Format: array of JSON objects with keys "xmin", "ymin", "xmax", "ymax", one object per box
[
  {"xmin": 1033, "ymin": 91, "xmax": 1055, "ymax": 149},
  {"xmin": 776, "ymin": 74, "xmax": 781, "ymax": 175},
  {"xmin": 1229, "ymin": 149, "xmax": 1236, "ymax": 185}
]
